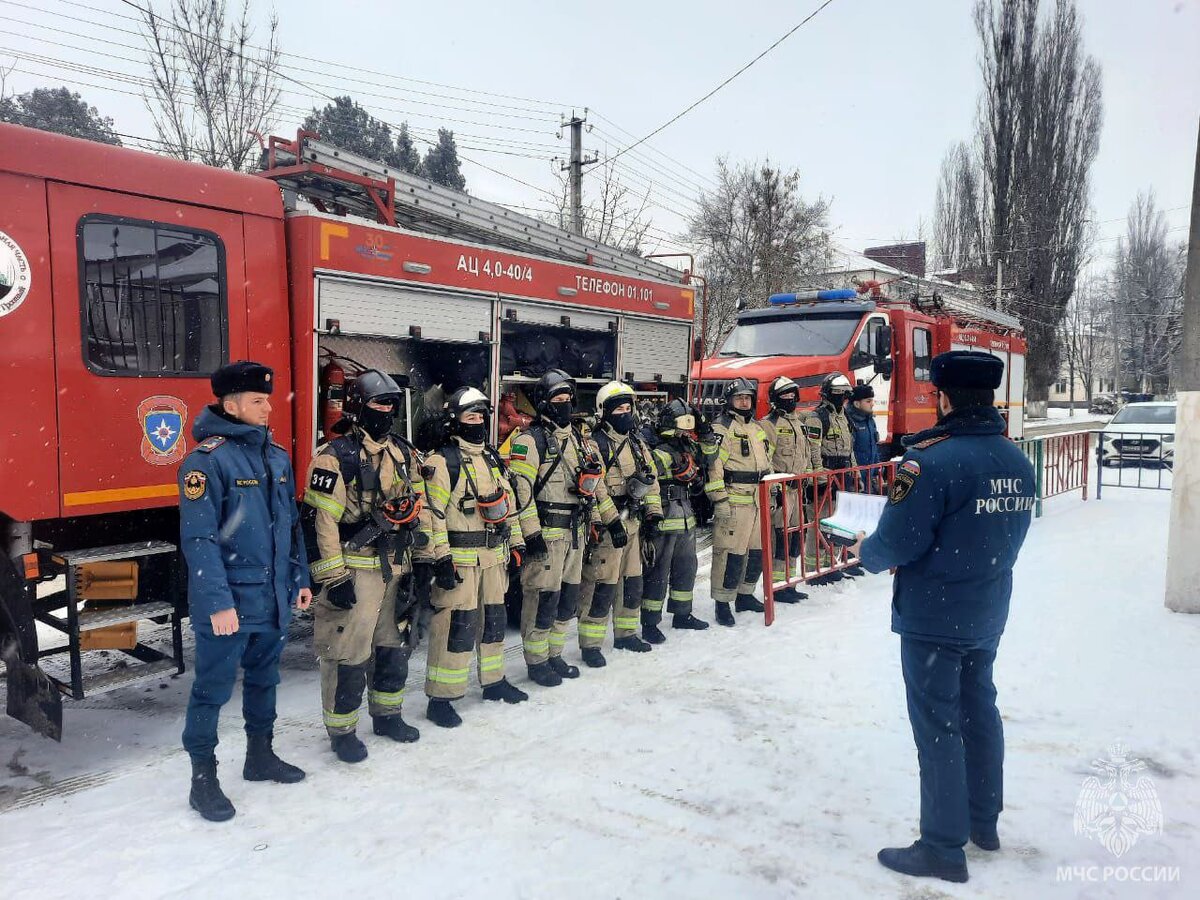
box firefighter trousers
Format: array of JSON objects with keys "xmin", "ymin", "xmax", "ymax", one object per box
[
  {"xmin": 314, "ymin": 566, "xmax": 412, "ymax": 736},
  {"xmin": 771, "ymin": 486, "xmax": 804, "ymax": 583},
  {"xmin": 643, "ymin": 528, "xmax": 698, "ymax": 622},
  {"xmin": 577, "ymin": 520, "xmax": 643, "ymax": 648},
  {"xmin": 519, "ymin": 533, "xmax": 584, "ymax": 666},
  {"xmin": 425, "ymin": 565, "xmax": 509, "ymax": 700},
  {"xmin": 710, "ymin": 497, "xmax": 763, "ymax": 604}
]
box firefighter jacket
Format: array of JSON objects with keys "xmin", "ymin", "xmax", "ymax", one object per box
[
  {"xmin": 508, "ymin": 420, "xmax": 618, "ymax": 542},
  {"xmin": 759, "ymin": 408, "xmax": 822, "ymax": 476},
  {"xmin": 701, "ymin": 413, "xmax": 773, "ymax": 508},
  {"xmin": 651, "ymin": 439, "xmax": 700, "ymax": 532},
  {"xmin": 180, "ymin": 406, "xmax": 310, "ymax": 633},
  {"xmin": 301, "ymin": 429, "xmax": 432, "ymax": 585},
  {"xmin": 591, "ymin": 424, "xmax": 663, "ymax": 523},
  {"xmin": 803, "ymin": 400, "xmax": 857, "ymax": 470},
  {"xmin": 423, "ymin": 437, "xmax": 523, "ymax": 569}
]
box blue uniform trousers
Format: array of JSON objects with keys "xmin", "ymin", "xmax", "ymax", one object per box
[
  {"xmin": 900, "ymin": 634, "xmax": 1004, "ymax": 862},
  {"xmin": 182, "ymin": 629, "xmax": 286, "ymax": 759}
]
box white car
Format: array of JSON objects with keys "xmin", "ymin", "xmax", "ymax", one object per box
[{"xmin": 1100, "ymin": 402, "xmax": 1176, "ymax": 468}]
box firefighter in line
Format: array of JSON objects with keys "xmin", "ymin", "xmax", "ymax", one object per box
[
  {"xmin": 757, "ymin": 376, "xmax": 821, "ymax": 604},
  {"xmin": 575, "ymin": 381, "xmax": 663, "ymax": 664},
  {"xmin": 422, "ymin": 388, "xmax": 528, "ymax": 728},
  {"xmin": 179, "ymin": 361, "xmax": 311, "ymax": 823},
  {"xmin": 642, "ymin": 399, "xmax": 710, "ymax": 639},
  {"xmin": 302, "ymin": 371, "xmax": 430, "ymax": 763},
  {"xmin": 803, "ymin": 373, "xmax": 857, "ymax": 586},
  {"xmin": 509, "ymin": 370, "xmax": 624, "ymax": 685},
  {"xmin": 700, "ymin": 378, "xmax": 773, "ymax": 626}
]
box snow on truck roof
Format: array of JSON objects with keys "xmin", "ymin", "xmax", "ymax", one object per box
[{"xmin": 0, "ymin": 123, "xmax": 284, "ymax": 218}]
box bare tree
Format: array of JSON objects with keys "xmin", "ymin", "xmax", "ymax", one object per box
[
  {"xmin": 932, "ymin": 0, "xmax": 1103, "ymax": 415},
  {"xmin": 546, "ymin": 159, "xmax": 652, "ymax": 253},
  {"xmin": 688, "ymin": 158, "xmax": 832, "ymax": 351},
  {"xmin": 1110, "ymin": 192, "xmax": 1185, "ymax": 394},
  {"xmin": 1058, "ymin": 274, "xmax": 1110, "ymax": 411},
  {"xmin": 141, "ymin": 0, "xmax": 281, "ymax": 171}
]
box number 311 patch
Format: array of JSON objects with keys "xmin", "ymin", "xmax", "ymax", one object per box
[{"xmin": 308, "ymin": 470, "xmax": 339, "ymax": 494}]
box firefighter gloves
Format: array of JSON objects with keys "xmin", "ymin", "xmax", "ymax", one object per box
[
  {"xmin": 607, "ymin": 521, "xmax": 629, "ymax": 549},
  {"xmin": 325, "ymin": 578, "xmax": 357, "ymax": 611},
  {"xmin": 433, "ymin": 557, "xmax": 459, "ymax": 591},
  {"xmin": 524, "ymin": 532, "xmax": 550, "ymax": 560}
]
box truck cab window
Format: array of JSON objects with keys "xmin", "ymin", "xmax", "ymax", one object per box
[
  {"xmin": 913, "ymin": 327, "xmax": 932, "ymax": 381},
  {"xmin": 79, "ymin": 215, "xmax": 228, "ymax": 376}
]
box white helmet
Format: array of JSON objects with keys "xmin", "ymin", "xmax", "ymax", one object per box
[
  {"xmin": 595, "ymin": 381, "xmax": 635, "ymax": 417},
  {"xmin": 820, "ymin": 373, "xmax": 853, "ymax": 402}
]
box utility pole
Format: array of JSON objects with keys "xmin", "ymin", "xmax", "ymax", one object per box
[
  {"xmin": 995, "ymin": 256, "xmax": 1004, "ymax": 313},
  {"xmin": 1165, "ymin": 118, "xmax": 1200, "ymax": 614},
  {"xmin": 561, "ymin": 110, "xmax": 598, "ymax": 236}
]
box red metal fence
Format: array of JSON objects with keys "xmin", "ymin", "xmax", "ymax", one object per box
[{"xmin": 756, "ymin": 461, "xmax": 896, "ymax": 626}]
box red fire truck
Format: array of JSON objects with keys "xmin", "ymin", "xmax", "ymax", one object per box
[
  {"xmin": 0, "ymin": 125, "xmax": 695, "ymax": 738},
  {"xmin": 693, "ymin": 282, "xmax": 1026, "ymax": 451}
]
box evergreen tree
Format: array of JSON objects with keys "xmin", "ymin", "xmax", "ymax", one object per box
[
  {"xmin": 304, "ymin": 96, "xmax": 395, "ymax": 164},
  {"xmin": 0, "ymin": 87, "xmax": 121, "ymax": 145},
  {"xmin": 421, "ymin": 128, "xmax": 466, "ymax": 191},
  {"xmin": 390, "ymin": 122, "xmax": 421, "ymax": 174}
]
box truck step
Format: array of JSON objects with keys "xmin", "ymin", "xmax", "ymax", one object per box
[
  {"xmin": 57, "ymin": 541, "xmax": 176, "ymax": 566},
  {"xmin": 78, "ymin": 600, "xmax": 175, "ymax": 630},
  {"xmin": 78, "ymin": 658, "xmax": 180, "ymax": 697}
]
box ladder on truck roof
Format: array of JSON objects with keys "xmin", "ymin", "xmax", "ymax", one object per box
[
  {"xmin": 914, "ymin": 285, "xmax": 1023, "ymax": 332},
  {"xmin": 260, "ymin": 131, "xmax": 685, "ymax": 284}
]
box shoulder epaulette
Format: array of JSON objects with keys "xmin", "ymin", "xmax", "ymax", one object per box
[
  {"xmin": 196, "ymin": 436, "xmax": 225, "ymax": 453},
  {"xmin": 912, "ymin": 434, "xmax": 951, "ymax": 450}
]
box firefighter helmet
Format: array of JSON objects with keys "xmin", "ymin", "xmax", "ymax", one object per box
[
  {"xmin": 819, "ymin": 373, "xmax": 853, "ymax": 403},
  {"xmin": 722, "ymin": 378, "xmax": 756, "ymax": 406},
  {"xmin": 444, "ymin": 386, "xmax": 491, "ymax": 421},
  {"xmin": 344, "ymin": 370, "xmax": 403, "ymax": 420},
  {"xmin": 595, "ymin": 380, "xmax": 636, "ymax": 417},
  {"xmin": 657, "ymin": 398, "xmax": 696, "ymax": 436},
  {"xmin": 531, "ymin": 368, "xmax": 576, "ymax": 412},
  {"xmin": 768, "ymin": 375, "xmax": 800, "ymax": 407}
]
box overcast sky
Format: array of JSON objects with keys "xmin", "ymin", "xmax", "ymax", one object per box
[{"xmin": 4, "ymin": 0, "xmax": 1198, "ymax": 271}]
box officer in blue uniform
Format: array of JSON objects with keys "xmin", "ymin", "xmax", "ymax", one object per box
[
  {"xmin": 179, "ymin": 361, "xmax": 312, "ymax": 822},
  {"xmin": 852, "ymin": 351, "xmax": 1036, "ymax": 884},
  {"xmin": 845, "ymin": 384, "xmax": 882, "ymax": 477}
]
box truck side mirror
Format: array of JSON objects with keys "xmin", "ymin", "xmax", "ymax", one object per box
[
  {"xmin": 873, "ymin": 325, "xmax": 892, "ymax": 360},
  {"xmin": 874, "ymin": 357, "xmax": 894, "ymax": 380}
]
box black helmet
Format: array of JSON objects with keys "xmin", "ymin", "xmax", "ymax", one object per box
[
  {"xmin": 532, "ymin": 368, "xmax": 577, "ymax": 413},
  {"xmin": 819, "ymin": 373, "xmax": 853, "ymax": 403},
  {"xmin": 657, "ymin": 398, "xmax": 696, "ymax": 436},
  {"xmin": 444, "ymin": 386, "xmax": 492, "ymax": 422},
  {"xmin": 768, "ymin": 375, "xmax": 800, "ymax": 407},
  {"xmin": 722, "ymin": 378, "xmax": 756, "ymax": 406},
  {"xmin": 344, "ymin": 370, "xmax": 403, "ymax": 421}
]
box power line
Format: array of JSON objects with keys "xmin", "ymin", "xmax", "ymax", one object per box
[{"xmin": 602, "ymin": 0, "xmax": 841, "ymax": 167}]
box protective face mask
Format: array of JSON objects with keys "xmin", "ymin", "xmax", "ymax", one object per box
[
  {"xmin": 608, "ymin": 411, "xmax": 635, "ymax": 435},
  {"xmin": 547, "ymin": 401, "xmax": 574, "ymax": 426},
  {"xmin": 776, "ymin": 396, "xmax": 798, "ymax": 413},
  {"xmin": 734, "ymin": 405, "xmax": 755, "ymax": 422},
  {"xmin": 458, "ymin": 421, "xmax": 487, "ymax": 444},
  {"xmin": 360, "ymin": 406, "xmax": 396, "ymax": 440}
]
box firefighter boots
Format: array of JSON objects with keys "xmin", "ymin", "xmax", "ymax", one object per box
[
  {"xmin": 735, "ymin": 594, "xmax": 765, "ymax": 613},
  {"xmin": 426, "ymin": 698, "xmax": 463, "ymax": 728},
  {"xmin": 243, "ymin": 734, "xmax": 305, "ymax": 784},
  {"xmin": 549, "ymin": 657, "xmax": 580, "ymax": 679},
  {"xmin": 641, "ymin": 617, "xmax": 667, "ymax": 644},
  {"xmin": 330, "ymin": 731, "xmax": 369, "ymax": 763},
  {"xmin": 715, "ymin": 602, "xmax": 735, "ymax": 627},
  {"xmin": 614, "ymin": 635, "xmax": 652, "ymax": 653},
  {"xmin": 581, "ymin": 647, "xmax": 606, "ymax": 668},
  {"xmin": 527, "ymin": 662, "xmax": 563, "ymax": 687},
  {"xmin": 373, "ymin": 714, "xmax": 420, "ymax": 743},
  {"xmin": 672, "ymin": 612, "xmax": 709, "ymax": 630},
  {"xmin": 482, "ymin": 679, "xmax": 529, "ymax": 704},
  {"xmin": 189, "ymin": 756, "xmax": 235, "ymax": 822},
  {"xmin": 774, "ymin": 586, "xmax": 807, "ymax": 604}
]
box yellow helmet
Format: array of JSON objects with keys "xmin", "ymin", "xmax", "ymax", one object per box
[{"xmin": 595, "ymin": 380, "xmax": 635, "ymax": 416}]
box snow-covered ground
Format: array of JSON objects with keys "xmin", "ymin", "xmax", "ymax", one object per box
[{"xmin": 1, "ymin": 489, "xmax": 1197, "ymax": 898}]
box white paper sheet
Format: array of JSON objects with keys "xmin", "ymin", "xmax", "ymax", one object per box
[{"xmin": 820, "ymin": 490, "xmax": 888, "ymax": 540}]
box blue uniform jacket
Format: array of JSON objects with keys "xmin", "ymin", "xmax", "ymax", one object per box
[
  {"xmin": 846, "ymin": 405, "xmax": 882, "ymax": 467},
  {"xmin": 179, "ymin": 406, "xmax": 309, "ymax": 633},
  {"xmin": 859, "ymin": 406, "xmax": 1035, "ymax": 643}
]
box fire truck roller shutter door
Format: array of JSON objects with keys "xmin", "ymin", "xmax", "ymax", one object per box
[
  {"xmin": 622, "ymin": 317, "xmax": 692, "ymax": 384},
  {"xmin": 318, "ymin": 278, "xmax": 492, "ymax": 344}
]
